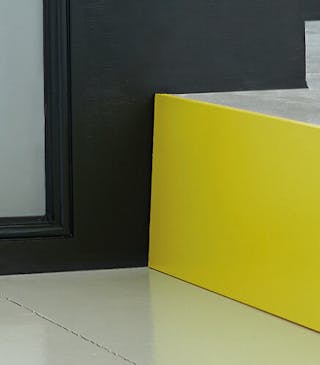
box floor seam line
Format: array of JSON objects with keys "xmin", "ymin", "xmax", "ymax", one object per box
[{"xmin": 0, "ymin": 294, "xmax": 138, "ymax": 365}]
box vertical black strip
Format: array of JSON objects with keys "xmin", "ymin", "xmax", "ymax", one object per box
[{"xmin": 44, "ymin": 0, "xmax": 72, "ymax": 232}]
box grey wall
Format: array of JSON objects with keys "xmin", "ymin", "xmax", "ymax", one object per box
[
  {"xmin": 0, "ymin": 0, "xmax": 45, "ymax": 217},
  {"xmin": 303, "ymin": 0, "xmax": 320, "ymax": 20}
]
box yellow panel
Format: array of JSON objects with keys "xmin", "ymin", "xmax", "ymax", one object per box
[{"xmin": 149, "ymin": 94, "xmax": 320, "ymax": 332}]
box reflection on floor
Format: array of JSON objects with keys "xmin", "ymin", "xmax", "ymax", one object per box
[{"xmin": 0, "ymin": 268, "xmax": 319, "ymax": 364}]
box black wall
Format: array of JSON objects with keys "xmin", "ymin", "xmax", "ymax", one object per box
[
  {"xmin": 70, "ymin": 0, "xmax": 307, "ymax": 267},
  {"xmin": 303, "ymin": 0, "xmax": 320, "ymax": 20}
]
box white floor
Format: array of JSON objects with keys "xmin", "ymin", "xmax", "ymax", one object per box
[{"xmin": 0, "ymin": 268, "xmax": 319, "ymax": 364}]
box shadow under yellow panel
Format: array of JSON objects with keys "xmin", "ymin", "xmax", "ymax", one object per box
[{"xmin": 149, "ymin": 93, "xmax": 320, "ymax": 332}]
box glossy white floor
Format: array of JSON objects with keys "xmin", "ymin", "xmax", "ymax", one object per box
[{"xmin": 0, "ymin": 268, "xmax": 319, "ymax": 364}]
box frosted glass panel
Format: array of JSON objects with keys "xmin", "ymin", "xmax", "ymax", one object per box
[{"xmin": 0, "ymin": 0, "xmax": 45, "ymax": 217}]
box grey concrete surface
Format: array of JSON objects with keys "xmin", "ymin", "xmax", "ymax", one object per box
[{"xmin": 306, "ymin": 20, "xmax": 320, "ymax": 89}]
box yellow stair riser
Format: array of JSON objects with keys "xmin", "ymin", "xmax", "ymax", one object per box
[{"xmin": 149, "ymin": 94, "xmax": 320, "ymax": 332}]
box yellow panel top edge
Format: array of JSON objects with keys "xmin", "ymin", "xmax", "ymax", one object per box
[{"xmin": 154, "ymin": 93, "xmax": 320, "ymax": 130}]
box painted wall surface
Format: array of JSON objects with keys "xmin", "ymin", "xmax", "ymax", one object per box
[
  {"xmin": 303, "ymin": 0, "xmax": 320, "ymax": 20},
  {"xmin": 0, "ymin": 0, "xmax": 45, "ymax": 217},
  {"xmin": 70, "ymin": 0, "xmax": 306, "ymax": 264}
]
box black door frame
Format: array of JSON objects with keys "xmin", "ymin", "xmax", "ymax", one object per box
[
  {"xmin": 0, "ymin": 0, "xmax": 72, "ymax": 239},
  {"xmin": 0, "ymin": 0, "xmax": 148, "ymax": 275}
]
